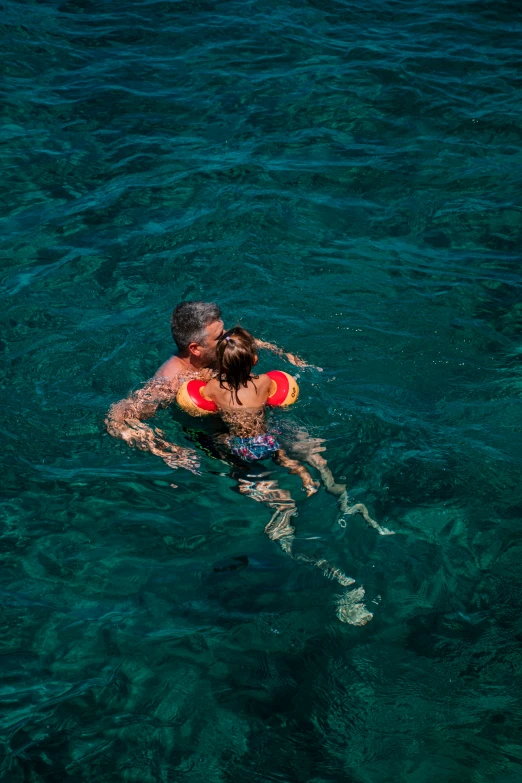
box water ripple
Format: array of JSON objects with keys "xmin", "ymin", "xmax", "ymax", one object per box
[{"xmin": 2, "ymin": 0, "xmax": 522, "ymax": 779}]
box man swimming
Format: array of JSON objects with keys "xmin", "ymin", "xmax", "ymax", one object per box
[
  {"xmin": 105, "ymin": 300, "xmax": 315, "ymax": 473},
  {"xmin": 105, "ymin": 300, "xmax": 388, "ymax": 626}
]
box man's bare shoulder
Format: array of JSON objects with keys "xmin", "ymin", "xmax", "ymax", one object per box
[{"xmin": 153, "ymin": 355, "xmax": 185, "ymax": 381}]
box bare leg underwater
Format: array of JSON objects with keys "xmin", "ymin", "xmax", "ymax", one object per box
[{"xmin": 238, "ymin": 477, "xmax": 374, "ymax": 626}]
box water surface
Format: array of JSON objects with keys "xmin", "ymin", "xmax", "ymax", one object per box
[{"xmin": 2, "ymin": 0, "xmax": 522, "ymax": 780}]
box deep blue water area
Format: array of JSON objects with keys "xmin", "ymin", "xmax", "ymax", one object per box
[{"xmin": 2, "ymin": 0, "xmax": 522, "ymax": 780}]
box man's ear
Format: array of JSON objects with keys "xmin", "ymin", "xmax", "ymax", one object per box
[
  {"xmin": 253, "ymin": 354, "xmax": 258, "ymax": 366},
  {"xmin": 188, "ymin": 341, "xmax": 202, "ymax": 357}
]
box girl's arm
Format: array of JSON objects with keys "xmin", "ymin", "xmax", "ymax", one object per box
[
  {"xmin": 256, "ymin": 374, "xmax": 275, "ymax": 404},
  {"xmin": 201, "ymin": 379, "xmax": 220, "ymax": 403}
]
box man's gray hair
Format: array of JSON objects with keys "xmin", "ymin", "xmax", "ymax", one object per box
[{"xmin": 170, "ymin": 301, "xmax": 221, "ymax": 352}]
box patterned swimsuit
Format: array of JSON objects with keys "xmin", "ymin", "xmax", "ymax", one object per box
[{"xmin": 228, "ymin": 434, "xmax": 279, "ymax": 461}]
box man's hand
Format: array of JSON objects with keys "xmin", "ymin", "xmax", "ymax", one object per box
[
  {"xmin": 105, "ymin": 376, "xmax": 202, "ymax": 476},
  {"xmin": 254, "ymin": 339, "xmax": 322, "ymax": 371},
  {"xmin": 113, "ymin": 420, "xmax": 201, "ymax": 474},
  {"xmin": 284, "ymin": 351, "xmax": 322, "ymax": 371}
]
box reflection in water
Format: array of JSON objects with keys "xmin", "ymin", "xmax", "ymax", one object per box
[{"xmin": 238, "ymin": 475, "xmax": 379, "ymax": 626}]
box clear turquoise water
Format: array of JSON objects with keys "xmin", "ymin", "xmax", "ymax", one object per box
[{"xmin": 2, "ymin": 0, "xmax": 522, "ymax": 780}]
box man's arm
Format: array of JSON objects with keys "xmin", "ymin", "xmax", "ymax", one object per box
[
  {"xmin": 254, "ymin": 338, "xmax": 321, "ymax": 370},
  {"xmin": 105, "ymin": 377, "xmax": 200, "ymax": 474}
]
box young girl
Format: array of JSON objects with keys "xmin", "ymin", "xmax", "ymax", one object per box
[
  {"xmin": 202, "ymin": 327, "xmax": 319, "ymax": 496},
  {"xmin": 204, "ymin": 326, "xmax": 389, "ymax": 626}
]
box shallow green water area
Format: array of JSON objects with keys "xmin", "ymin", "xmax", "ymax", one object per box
[{"xmin": 2, "ymin": 0, "xmax": 522, "ymax": 780}]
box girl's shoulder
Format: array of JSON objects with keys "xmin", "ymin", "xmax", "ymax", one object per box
[
  {"xmin": 202, "ymin": 377, "xmax": 221, "ymax": 402},
  {"xmin": 254, "ymin": 374, "xmax": 273, "ymax": 397}
]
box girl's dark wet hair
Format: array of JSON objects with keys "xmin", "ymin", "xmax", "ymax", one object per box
[{"xmin": 217, "ymin": 327, "xmax": 258, "ymax": 405}]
